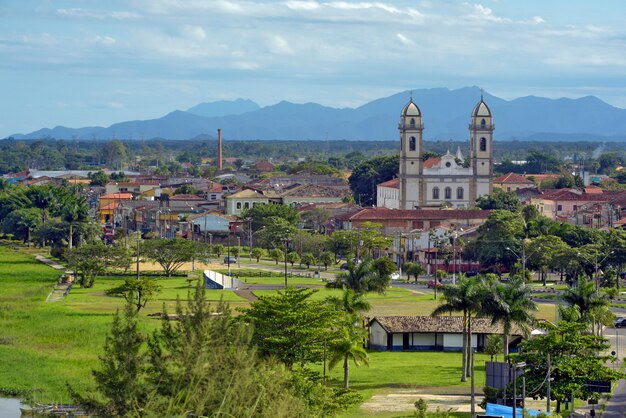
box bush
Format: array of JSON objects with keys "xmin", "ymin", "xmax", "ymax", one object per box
[{"xmin": 414, "ymin": 398, "xmax": 428, "ymax": 418}]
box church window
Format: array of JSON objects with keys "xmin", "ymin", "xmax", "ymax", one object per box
[
  {"xmin": 236, "ymin": 202, "xmax": 242, "ymax": 210},
  {"xmin": 432, "ymin": 187, "xmax": 440, "ymax": 200},
  {"xmin": 480, "ymin": 137, "xmax": 487, "ymax": 152},
  {"xmin": 457, "ymin": 187, "xmax": 464, "ymax": 199},
  {"xmin": 481, "ymin": 118, "xmax": 486, "ymax": 128},
  {"xmin": 409, "ymin": 137, "xmax": 416, "ymax": 151},
  {"xmin": 410, "ymin": 118, "xmax": 416, "ymax": 128},
  {"xmin": 445, "ymin": 162, "xmax": 451, "ymax": 168},
  {"xmin": 444, "ymin": 187, "xmax": 452, "ymax": 199}
]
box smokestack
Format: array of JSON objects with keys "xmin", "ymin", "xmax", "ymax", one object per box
[{"xmin": 217, "ymin": 128, "xmax": 223, "ymax": 171}]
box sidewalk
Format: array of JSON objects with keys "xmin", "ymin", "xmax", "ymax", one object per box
[
  {"xmin": 35, "ymin": 254, "xmax": 74, "ymax": 302},
  {"xmin": 601, "ymin": 379, "xmax": 626, "ymax": 418}
]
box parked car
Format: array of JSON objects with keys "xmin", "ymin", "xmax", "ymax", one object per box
[
  {"xmin": 223, "ymin": 256, "xmax": 237, "ymax": 264},
  {"xmin": 615, "ymin": 317, "xmax": 626, "ymax": 328},
  {"xmin": 340, "ymin": 263, "xmax": 349, "ymax": 270},
  {"xmin": 390, "ymin": 271, "xmax": 400, "ymax": 280}
]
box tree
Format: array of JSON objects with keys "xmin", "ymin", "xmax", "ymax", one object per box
[
  {"xmin": 515, "ymin": 321, "xmax": 624, "ymax": 413},
  {"xmin": 61, "ymin": 199, "xmax": 89, "ymax": 250},
  {"xmin": 525, "ymin": 234, "xmax": 570, "ymax": 285},
  {"xmin": 105, "ymin": 276, "xmax": 162, "ymax": 312},
  {"xmin": 251, "ymin": 247, "xmax": 264, "ymax": 262},
  {"xmin": 319, "ymin": 251, "xmax": 335, "ymax": 270},
  {"xmin": 101, "ymin": 139, "xmax": 128, "ymax": 169},
  {"xmin": 300, "ymin": 208, "xmax": 332, "ymax": 232},
  {"xmin": 142, "ymin": 238, "xmax": 198, "ymax": 277},
  {"xmin": 431, "ymin": 276, "xmax": 494, "ymax": 381},
  {"xmin": 348, "ymin": 155, "xmax": 398, "ymax": 206},
  {"xmin": 242, "ymin": 204, "xmax": 299, "ymax": 232},
  {"xmin": 488, "ymin": 278, "xmax": 537, "ymax": 356},
  {"xmin": 474, "ymin": 210, "xmax": 525, "ymax": 275},
  {"xmin": 69, "ymin": 302, "xmax": 146, "ymax": 417},
  {"xmin": 483, "ymin": 334, "xmax": 503, "ymax": 362},
  {"xmin": 67, "ymin": 243, "xmax": 129, "ymax": 288},
  {"xmin": 475, "ymin": 188, "xmax": 521, "ymax": 212},
  {"xmin": 173, "ymin": 183, "xmax": 200, "ymax": 195},
  {"xmin": 300, "ymin": 252, "xmax": 317, "ymax": 269},
  {"xmin": 327, "ymin": 259, "xmax": 391, "ymax": 294},
  {"xmin": 328, "ymin": 316, "xmax": 369, "ymax": 389},
  {"xmin": 88, "ymin": 170, "xmax": 109, "ymax": 187},
  {"xmin": 404, "ymin": 262, "xmax": 426, "ymax": 282},
  {"xmin": 212, "ymin": 244, "xmax": 224, "ymax": 258},
  {"xmin": 1, "ymin": 208, "xmax": 41, "ymax": 244},
  {"xmin": 286, "ymin": 251, "xmax": 300, "ymax": 266},
  {"xmin": 240, "ymin": 287, "xmax": 338, "ymax": 369},
  {"xmin": 561, "ymin": 276, "xmax": 610, "ymax": 335},
  {"xmin": 269, "ymin": 248, "xmax": 284, "ymax": 265}
]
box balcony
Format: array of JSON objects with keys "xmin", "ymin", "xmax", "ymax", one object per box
[{"xmin": 398, "ymin": 122, "xmax": 424, "ymax": 130}]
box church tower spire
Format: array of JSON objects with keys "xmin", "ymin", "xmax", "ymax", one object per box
[{"xmin": 398, "ymin": 98, "xmax": 423, "ymax": 209}]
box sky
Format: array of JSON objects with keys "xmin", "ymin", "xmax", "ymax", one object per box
[{"xmin": 2, "ymin": 0, "xmax": 626, "ymax": 137}]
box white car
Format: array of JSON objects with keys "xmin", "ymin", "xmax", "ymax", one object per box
[{"xmin": 390, "ymin": 272, "xmax": 400, "ymax": 280}]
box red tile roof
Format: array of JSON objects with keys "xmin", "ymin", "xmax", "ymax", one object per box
[
  {"xmin": 100, "ymin": 193, "xmax": 133, "ymax": 200},
  {"xmin": 378, "ymin": 178, "xmax": 400, "ymax": 189},
  {"xmin": 423, "ymin": 157, "xmax": 441, "ymax": 169},
  {"xmin": 494, "ymin": 172, "xmax": 534, "ymax": 184},
  {"xmin": 345, "ymin": 207, "xmax": 491, "ymax": 221}
]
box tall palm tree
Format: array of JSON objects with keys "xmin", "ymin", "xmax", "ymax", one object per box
[
  {"xmin": 327, "ymin": 259, "xmax": 387, "ymax": 294},
  {"xmin": 431, "ymin": 276, "xmax": 488, "ymax": 381},
  {"xmin": 328, "ymin": 288, "xmax": 371, "ymax": 317},
  {"xmin": 62, "ymin": 200, "xmax": 89, "ymax": 250},
  {"xmin": 488, "ymin": 278, "xmax": 537, "ymax": 356},
  {"xmin": 328, "ymin": 315, "xmax": 369, "ymax": 389},
  {"xmin": 562, "ymin": 276, "xmax": 609, "ymax": 335}
]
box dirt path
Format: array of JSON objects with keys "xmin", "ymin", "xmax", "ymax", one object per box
[{"xmin": 234, "ymin": 290, "xmax": 258, "ymax": 302}]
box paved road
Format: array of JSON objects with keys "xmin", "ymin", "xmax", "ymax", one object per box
[{"xmin": 602, "ymin": 378, "xmax": 626, "ymax": 418}]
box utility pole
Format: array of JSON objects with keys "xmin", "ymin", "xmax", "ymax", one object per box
[{"xmin": 547, "ymin": 354, "xmax": 551, "ymax": 413}]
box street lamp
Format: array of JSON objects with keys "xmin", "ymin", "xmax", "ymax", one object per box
[
  {"xmin": 577, "ymin": 249, "xmax": 614, "ymax": 292},
  {"xmin": 237, "ymin": 236, "xmax": 241, "ymax": 268},
  {"xmin": 245, "ymin": 217, "xmax": 253, "ymax": 261},
  {"xmin": 452, "ymin": 227, "xmax": 463, "ymax": 285},
  {"xmin": 511, "ymin": 361, "xmax": 527, "ymax": 418},
  {"xmin": 506, "ymin": 243, "xmax": 527, "ymax": 288},
  {"xmin": 208, "ymin": 233, "xmax": 213, "ymax": 263},
  {"xmin": 282, "ymin": 237, "xmax": 290, "ymax": 288}
]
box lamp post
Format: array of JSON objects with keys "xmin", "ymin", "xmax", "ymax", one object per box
[
  {"xmin": 207, "ymin": 233, "xmax": 213, "ymax": 263},
  {"xmin": 511, "ymin": 361, "xmax": 526, "ymax": 418},
  {"xmin": 227, "ymin": 231, "xmax": 231, "ymax": 277},
  {"xmin": 246, "ymin": 217, "xmax": 253, "ymax": 261},
  {"xmin": 282, "ymin": 237, "xmax": 289, "ymax": 288},
  {"xmin": 506, "ymin": 244, "xmax": 528, "ymax": 288},
  {"xmin": 237, "ymin": 236, "xmax": 241, "ymax": 268}
]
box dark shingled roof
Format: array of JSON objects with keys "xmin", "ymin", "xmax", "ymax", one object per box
[{"xmin": 370, "ymin": 316, "xmax": 523, "ymax": 336}]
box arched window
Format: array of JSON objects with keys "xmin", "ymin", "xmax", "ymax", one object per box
[
  {"xmin": 480, "ymin": 137, "xmax": 487, "ymax": 152},
  {"xmin": 481, "ymin": 118, "xmax": 486, "ymax": 128},
  {"xmin": 409, "ymin": 136, "xmax": 416, "ymax": 151},
  {"xmin": 457, "ymin": 187, "xmax": 464, "ymax": 200},
  {"xmin": 444, "ymin": 187, "xmax": 452, "ymax": 199},
  {"xmin": 410, "ymin": 118, "xmax": 415, "ymax": 128},
  {"xmin": 432, "ymin": 187, "xmax": 440, "ymax": 200}
]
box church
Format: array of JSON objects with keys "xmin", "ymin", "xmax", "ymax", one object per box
[{"xmin": 377, "ymin": 96, "xmax": 494, "ymax": 210}]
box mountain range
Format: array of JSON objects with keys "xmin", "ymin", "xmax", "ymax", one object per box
[{"xmin": 9, "ymin": 87, "xmax": 626, "ymax": 142}]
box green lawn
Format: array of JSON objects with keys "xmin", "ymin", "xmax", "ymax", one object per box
[{"xmin": 0, "ymin": 244, "xmax": 558, "ymax": 416}]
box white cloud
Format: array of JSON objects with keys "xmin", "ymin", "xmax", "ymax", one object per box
[
  {"xmin": 92, "ymin": 35, "xmax": 116, "ymax": 46},
  {"xmin": 465, "ymin": 3, "xmax": 511, "ymax": 23},
  {"xmin": 285, "ymin": 1, "xmax": 321, "ymax": 11},
  {"xmin": 396, "ymin": 33, "xmax": 414, "ymax": 46},
  {"xmin": 181, "ymin": 25, "xmax": 207, "ymax": 41},
  {"xmin": 56, "ymin": 8, "xmax": 140, "ymax": 20},
  {"xmin": 268, "ymin": 35, "xmax": 294, "ymax": 55}
]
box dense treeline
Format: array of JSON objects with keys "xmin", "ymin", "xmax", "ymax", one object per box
[{"xmin": 2, "ymin": 137, "xmax": 625, "ymax": 176}]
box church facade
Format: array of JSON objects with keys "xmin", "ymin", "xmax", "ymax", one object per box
[{"xmin": 393, "ymin": 96, "xmax": 494, "ymax": 210}]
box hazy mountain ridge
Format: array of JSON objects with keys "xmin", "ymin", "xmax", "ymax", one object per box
[{"xmin": 9, "ymin": 88, "xmax": 626, "ymax": 141}]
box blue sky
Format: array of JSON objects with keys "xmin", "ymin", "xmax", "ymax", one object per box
[{"xmin": 2, "ymin": 0, "xmax": 626, "ymax": 137}]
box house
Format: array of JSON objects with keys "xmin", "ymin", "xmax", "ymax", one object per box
[
  {"xmin": 376, "ymin": 178, "xmax": 400, "ymax": 209},
  {"xmin": 493, "ymin": 172, "xmax": 535, "ymax": 192},
  {"xmin": 369, "ymin": 316, "xmax": 522, "ymax": 352},
  {"xmin": 225, "ymin": 189, "xmax": 270, "ymax": 215},
  {"xmin": 336, "ymin": 207, "xmax": 490, "ymax": 235}
]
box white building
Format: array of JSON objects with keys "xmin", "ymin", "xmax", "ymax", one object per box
[{"xmin": 393, "ymin": 96, "xmax": 494, "ymax": 209}]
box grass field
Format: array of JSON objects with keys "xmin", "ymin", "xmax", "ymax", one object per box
[{"xmin": 0, "ymin": 244, "xmax": 558, "ymax": 416}]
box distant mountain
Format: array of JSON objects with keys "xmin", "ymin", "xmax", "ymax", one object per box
[
  {"xmin": 187, "ymin": 99, "xmax": 259, "ymax": 118},
  {"xmin": 9, "ymin": 87, "xmax": 626, "ymax": 141}
]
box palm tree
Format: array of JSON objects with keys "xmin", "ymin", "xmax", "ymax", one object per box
[
  {"xmin": 488, "ymin": 278, "xmax": 537, "ymax": 356},
  {"xmin": 431, "ymin": 276, "xmax": 489, "ymax": 381},
  {"xmin": 562, "ymin": 276, "xmax": 609, "ymax": 335},
  {"xmin": 328, "ymin": 288, "xmax": 371, "ymax": 317},
  {"xmin": 328, "ymin": 315, "xmax": 369, "ymax": 389},
  {"xmin": 62, "ymin": 200, "xmax": 89, "ymax": 250},
  {"xmin": 327, "ymin": 259, "xmax": 387, "ymax": 294}
]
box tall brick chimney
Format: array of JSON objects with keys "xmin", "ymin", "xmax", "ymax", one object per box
[{"xmin": 217, "ymin": 128, "xmax": 223, "ymax": 171}]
